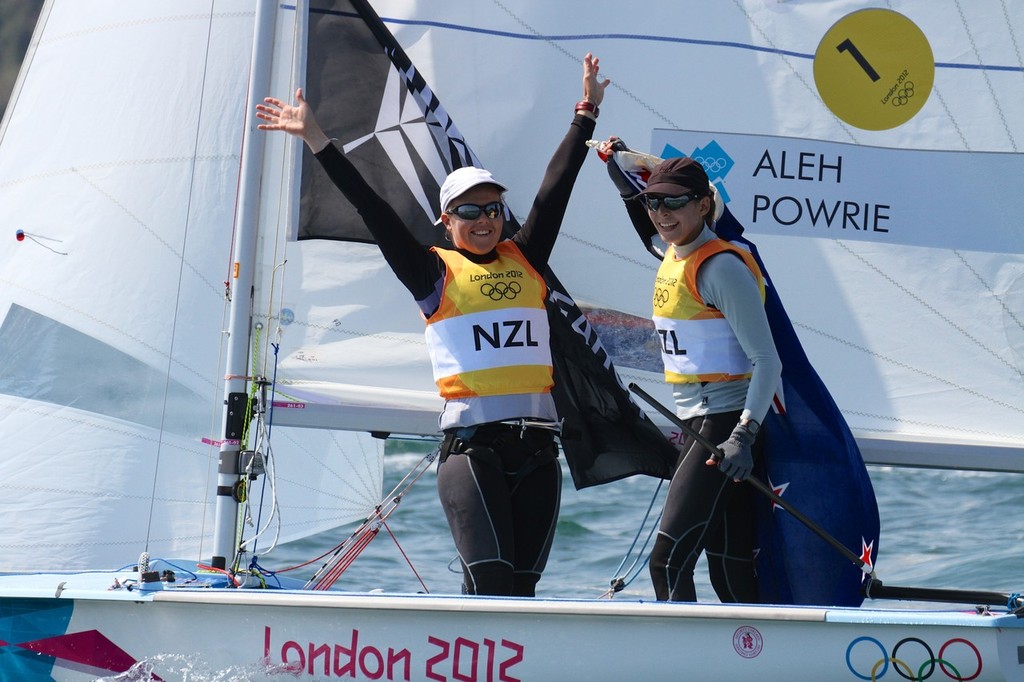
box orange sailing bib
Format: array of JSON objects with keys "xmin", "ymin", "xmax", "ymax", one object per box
[
  {"xmin": 653, "ymin": 240, "xmax": 765, "ymax": 383},
  {"xmin": 426, "ymin": 242, "xmax": 552, "ymax": 399}
]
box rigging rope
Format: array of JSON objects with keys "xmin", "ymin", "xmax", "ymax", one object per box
[
  {"xmin": 600, "ymin": 479, "xmax": 664, "ymax": 598},
  {"xmin": 275, "ymin": 448, "xmax": 439, "ymax": 591},
  {"xmin": 243, "ymin": 342, "xmax": 285, "ymax": 565},
  {"xmin": 381, "ymin": 519, "xmax": 431, "ymax": 593}
]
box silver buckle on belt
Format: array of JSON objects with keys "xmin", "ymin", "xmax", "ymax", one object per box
[{"xmin": 498, "ymin": 418, "xmax": 563, "ymax": 438}]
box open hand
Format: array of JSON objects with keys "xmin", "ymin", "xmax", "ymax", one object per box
[
  {"xmin": 582, "ymin": 53, "xmax": 611, "ymax": 108},
  {"xmin": 255, "ymin": 88, "xmax": 329, "ymax": 151}
]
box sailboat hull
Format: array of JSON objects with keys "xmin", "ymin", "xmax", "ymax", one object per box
[{"xmin": 1, "ymin": 571, "xmax": 1022, "ymax": 681}]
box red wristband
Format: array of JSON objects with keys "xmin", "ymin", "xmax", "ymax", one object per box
[{"xmin": 575, "ymin": 100, "xmax": 599, "ymax": 118}]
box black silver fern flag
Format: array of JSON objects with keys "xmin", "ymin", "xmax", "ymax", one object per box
[
  {"xmin": 299, "ymin": 0, "xmax": 677, "ymax": 488},
  {"xmin": 301, "ymin": 0, "xmax": 480, "ymax": 245}
]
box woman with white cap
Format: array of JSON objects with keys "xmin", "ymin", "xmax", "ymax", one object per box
[{"xmin": 257, "ymin": 53, "xmax": 609, "ymax": 596}]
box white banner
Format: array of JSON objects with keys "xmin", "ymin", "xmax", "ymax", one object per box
[{"xmin": 651, "ymin": 129, "xmax": 1024, "ymax": 254}]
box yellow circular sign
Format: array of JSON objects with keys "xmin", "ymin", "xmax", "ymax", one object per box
[{"xmin": 813, "ymin": 9, "xmax": 934, "ymax": 130}]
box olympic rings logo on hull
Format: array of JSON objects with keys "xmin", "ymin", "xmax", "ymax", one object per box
[{"xmin": 845, "ymin": 636, "xmax": 983, "ymax": 681}]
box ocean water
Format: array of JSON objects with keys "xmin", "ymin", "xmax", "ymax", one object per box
[{"xmin": 278, "ymin": 444, "xmax": 1024, "ymax": 604}]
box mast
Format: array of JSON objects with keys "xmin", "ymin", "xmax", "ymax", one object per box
[{"xmin": 211, "ymin": 0, "xmax": 280, "ymax": 570}]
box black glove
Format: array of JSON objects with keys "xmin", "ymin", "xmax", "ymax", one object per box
[{"xmin": 714, "ymin": 421, "xmax": 758, "ymax": 481}]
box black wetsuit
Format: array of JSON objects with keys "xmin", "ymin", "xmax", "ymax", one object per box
[
  {"xmin": 313, "ymin": 113, "xmax": 596, "ymax": 596},
  {"xmin": 649, "ymin": 412, "xmax": 759, "ymax": 602},
  {"xmin": 621, "ymin": 206, "xmax": 780, "ymax": 604},
  {"xmin": 436, "ymin": 422, "xmax": 561, "ymax": 596}
]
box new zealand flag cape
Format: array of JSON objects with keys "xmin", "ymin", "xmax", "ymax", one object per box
[
  {"xmin": 604, "ymin": 146, "xmax": 880, "ymax": 606},
  {"xmin": 296, "ymin": 0, "xmax": 677, "ymax": 488},
  {"xmin": 716, "ymin": 209, "xmax": 880, "ymax": 606}
]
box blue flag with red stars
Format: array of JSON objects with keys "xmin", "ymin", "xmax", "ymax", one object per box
[
  {"xmin": 715, "ymin": 208, "xmax": 879, "ymax": 606},
  {"xmin": 603, "ymin": 145, "xmax": 880, "ymax": 606}
]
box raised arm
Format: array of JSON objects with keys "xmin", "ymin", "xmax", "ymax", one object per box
[
  {"xmin": 256, "ymin": 88, "xmax": 438, "ymax": 299},
  {"xmin": 513, "ymin": 53, "xmax": 610, "ymax": 268},
  {"xmin": 595, "ymin": 136, "xmax": 666, "ymax": 261}
]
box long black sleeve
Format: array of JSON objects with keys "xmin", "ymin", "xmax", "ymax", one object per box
[
  {"xmin": 313, "ymin": 143, "xmax": 440, "ymax": 300},
  {"xmin": 512, "ymin": 114, "xmax": 597, "ymax": 270},
  {"xmin": 624, "ymin": 196, "xmax": 665, "ymax": 261},
  {"xmin": 311, "ymin": 111, "xmax": 596, "ymax": 299}
]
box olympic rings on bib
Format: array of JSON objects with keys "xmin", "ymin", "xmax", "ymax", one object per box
[{"xmin": 480, "ymin": 281, "xmax": 522, "ymax": 300}]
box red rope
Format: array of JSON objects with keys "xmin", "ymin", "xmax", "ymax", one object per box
[
  {"xmin": 281, "ymin": 451, "xmax": 438, "ymax": 591},
  {"xmin": 381, "ymin": 519, "xmax": 429, "ymax": 593},
  {"xmin": 196, "ymin": 563, "xmax": 240, "ymax": 587},
  {"xmin": 314, "ymin": 525, "xmax": 379, "ymax": 590}
]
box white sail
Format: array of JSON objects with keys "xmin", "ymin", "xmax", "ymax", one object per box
[
  {"xmin": 2, "ymin": 0, "xmax": 1021, "ymax": 574},
  {"xmin": 361, "ymin": 0, "xmax": 1024, "ymax": 471},
  {"xmin": 3, "ymin": 0, "xmax": 1022, "ymax": 573},
  {"xmin": 0, "ymin": 0, "xmax": 386, "ymax": 572}
]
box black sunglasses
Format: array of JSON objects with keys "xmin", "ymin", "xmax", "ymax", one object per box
[
  {"xmin": 446, "ymin": 201, "xmax": 503, "ymax": 221},
  {"xmin": 640, "ymin": 193, "xmax": 700, "ymax": 212}
]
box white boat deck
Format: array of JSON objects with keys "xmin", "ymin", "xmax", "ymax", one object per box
[{"xmin": 2, "ymin": 567, "xmax": 1020, "ymax": 630}]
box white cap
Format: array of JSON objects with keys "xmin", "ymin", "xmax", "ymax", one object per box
[{"xmin": 435, "ymin": 166, "xmax": 508, "ymax": 224}]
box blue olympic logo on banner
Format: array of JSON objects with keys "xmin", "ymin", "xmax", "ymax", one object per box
[{"xmin": 845, "ymin": 636, "xmax": 982, "ymax": 680}]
